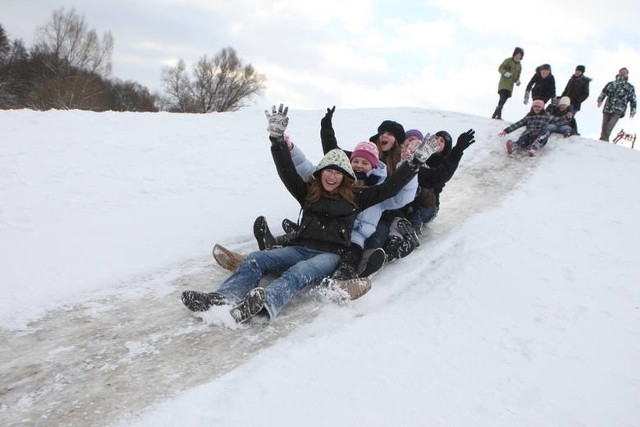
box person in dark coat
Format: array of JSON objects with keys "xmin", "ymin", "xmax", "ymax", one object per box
[
  {"xmin": 562, "ymin": 65, "xmax": 591, "ymax": 112},
  {"xmin": 524, "ymin": 64, "xmax": 556, "ymax": 105},
  {"xmin": 561, "ymin": 65, "xmax": 591, "ymax": 135},
  {"xmin": 181, "ymin": 104, "xmax": 440, "ymax": 323}
]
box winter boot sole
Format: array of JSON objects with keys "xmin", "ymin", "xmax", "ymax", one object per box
[{"xmin": 230, "ymin": 287, "xmax": 267, "ymax": 323}]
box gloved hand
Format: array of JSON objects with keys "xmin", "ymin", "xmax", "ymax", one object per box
[
  {"xmin": 503, "ymin": 72, "xmax": 512, "ymax": 79},
  {"xmin": 515, "ymin": 80, "xmax": 521, "ymax": 86},
  {"xmin": 265, "ymin": 103, "xmax": 289, "ymax": 138},
  {"xmin": 455, "ymin": 129, "xmax": 476, "ymax": 152},
  {"xmin": 321, "ymin": 106, "xmax": 336, "ymax": 127},
  {"xmin": 524, "ymin": 91, "xmax": 530, "ymax": 105},
  {"xmin": 411, "ymin": 133, "xmax": 440, "ymax": 164}
]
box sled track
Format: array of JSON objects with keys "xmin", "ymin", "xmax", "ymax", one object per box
[{"xmin": 0, "ymin": 147, "xmax": 538, "ymax": 427}]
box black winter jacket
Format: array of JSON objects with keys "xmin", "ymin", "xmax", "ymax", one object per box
[
  {"xmin": 271, "ymin": 137, "xmax": 418, "ymax": 254},
  {"xmin": 526, "ymin": 70, "xmax": 556, "ymax": 103},
  {"xmin": 562, "ymin": 75, "xmax": 591, "ymax": 111}
]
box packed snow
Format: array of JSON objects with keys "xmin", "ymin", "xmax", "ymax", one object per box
[{"xmin": 1, "ymin": 107, "xmax": 639, "ymax": 426}]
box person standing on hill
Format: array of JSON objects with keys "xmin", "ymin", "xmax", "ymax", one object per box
[
  {"xmin": 561, "ymin": 65, "xmax": 591, "ymax": 135},
  {"xmin": 562, "ymin": 65, "xmax": 591, "ymax": 113},
  {"xmin": 597, "ymin": 67, "xmax": 637, "ymax": 142},
  {"xmin": 524, "ymin": 63, "xmax": 556, "ymax": 105},
  {"xmin": 492, "ymin": 47, "xmax": 524, "ymax": 120}
]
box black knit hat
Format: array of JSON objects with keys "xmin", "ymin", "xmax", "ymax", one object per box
[
  {"xmin": 576, "ymin": 65, "xmax": 586, "ymax": 72},
  {"xmin": 513, "ymin": 47, "xmax": 524, "ymax": 58},
  {"xmin": 377, "ymin": 120, "xmax": 406, "ymax": 144}
]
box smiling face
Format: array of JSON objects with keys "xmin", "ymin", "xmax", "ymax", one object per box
[
  {"xmin": 320, "ymin": 168, "xmax": 344, "ymax": 193},
  {"xmin": 378, "ymin": 131, "xmax": 398, "ymax": 152},
  {"xmin": 351, "ymin": 157, "xmax": 373, "ymax": 174}
]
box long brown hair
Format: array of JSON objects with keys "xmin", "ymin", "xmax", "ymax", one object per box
[
  {"xmin": 306, "ymin": 174, "xmax": 357, "ymax": 207},
  {"xmin": 372, "ymin": 136, "xmax": 402, "ymax": 175}
]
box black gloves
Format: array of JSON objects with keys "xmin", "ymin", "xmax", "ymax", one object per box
[
  {"xmin": 455, "ymin": 129, "xmax": 476, "ymax": 152},
  {"xmin": 321, "ymin": 106, "xmax": 336, "ymax": 127}
]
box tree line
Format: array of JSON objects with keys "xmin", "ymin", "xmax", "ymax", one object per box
[{"xmin": 0, "ymin": 7, "xmax": 266, "ymax": 113}]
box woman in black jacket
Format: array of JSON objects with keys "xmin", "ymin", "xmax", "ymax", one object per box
[
  {"xmin": 525, "ymin": 64, "xmax": 556, "ymax": 104},
  {"xmin": 182, "ymin": 104, "xmax": 440, "ymax": 323}
]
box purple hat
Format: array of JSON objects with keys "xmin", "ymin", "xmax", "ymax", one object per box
[{"xmin": 404, "ymin": 129, "xmax": 424, "ymax": 142}]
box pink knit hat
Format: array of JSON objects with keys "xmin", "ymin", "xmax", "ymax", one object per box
[
  {"xmin": 532, "ymin": 99, "xmax": 545, "ymax": 108},
  {"xmin": 350, "ymin": 141, "xmax": 379, "ymax": 168}
]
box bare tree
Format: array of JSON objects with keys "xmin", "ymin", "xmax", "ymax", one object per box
[
  {"xmin": 26, "ymin": 7, "xmax": 113, "ymax": 110},
  {"xmin": 162, "ymin": 47, "xmax": 266, "ymax": 113},
  {"xmin": 194, "ymin": 47, "xmax": 266, "ymax": 112},
  {"xmin": 32, "ymin": 7, "xmax": 113, "ymax": 77},
  {"xmin": 160, "ymin": 59, "xmax": 195, "ymax": 112}
]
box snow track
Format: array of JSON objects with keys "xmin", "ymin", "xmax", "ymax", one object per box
[{"xmin": 0, "ymin": 129, "xmax": 542, "ymax": 427}]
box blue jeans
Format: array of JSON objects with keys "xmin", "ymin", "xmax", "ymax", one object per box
[
  {"xmin": 546, "ymin": 123, "xmax": 572, "ymax": 135},
  {"xmin": 215, "ymin": 246, "xmax": 340, "ymax": 319},
  {"xmin": 407, "ymin": 205, "xmax": 439, "ymax": 230},
  {"xmin": 515, "ymin": 132, "xmax": 548, "ymax": 148}
]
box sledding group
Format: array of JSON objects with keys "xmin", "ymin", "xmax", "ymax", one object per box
[
  {"xmin": 493, "ymin": 46, "xmax": 636, "ymax": 156},
  {"xmin": 182, "ymin": 104, "xmax": 475, "ymax": 324}
]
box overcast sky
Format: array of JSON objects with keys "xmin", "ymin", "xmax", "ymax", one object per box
[{"xmin": 3, "ymin": 0, "xmax": 639, "ymax": 138}]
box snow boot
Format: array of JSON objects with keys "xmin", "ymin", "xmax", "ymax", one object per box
[
  {"xmin": 333, "ymin": 277, "xmax": 372, "ymax": 300},
  {"xmin": 181, "ymin": 290, "xmax": 230, "ymax": 312},
  {"xmin": 506, "ymin": 139, "xmax": 514, "ymax": 154},
  {"xmin": 281, "ymin": 218, "xmax": 299, "ymax": 234},
  {"xmin": 383, "ymin": 235, "xmax": 404, "ymax": 263},
  {"xmin": 253, "ymin": 216, "xmax": 278, "ymax": 250},
  {"xmin": 397, "ymin": 219, "xmax": 420, "ymax": 251},
  {"xmin": 331, "ymin": 244, "xmax": 363, "ymax": 280},
  {"xmin": 358, "ymin": 248, "xmax": 386, "ymax": 278},
  {"xmin": 230, "ymin": 287, "xmax": 267, "ymax": 323},
  {"xmin": 212, "ymin": 244, "xmax": 245, "ymax": 272},
  {"xmin": 491, "ymin": 106, "xmax": 502, "ymax": 120}
]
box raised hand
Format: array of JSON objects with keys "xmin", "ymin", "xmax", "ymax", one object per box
[
  {"xmin": 265, "ymin": 103, "xmax": 289, "ymax": 138},
  {"xmin": 321, "ymin": 106, "xmax": 336, "ymax": 127},
  {"xmin": 412, "ymin": 133, "xmax": 440, "ymax": 164},
  {"xmin": 455, "ymin": 129, "xmax": 476, "ymax": 151}
]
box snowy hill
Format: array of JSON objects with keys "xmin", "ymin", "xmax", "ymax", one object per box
[{"xmin": 1, "ymin": 108, "xmax": 639, "ymax": 426}]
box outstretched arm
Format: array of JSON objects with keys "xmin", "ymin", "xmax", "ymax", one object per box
[{"xmin": 266, "ymin": 104, "xmax": 308, "ymax": 205}]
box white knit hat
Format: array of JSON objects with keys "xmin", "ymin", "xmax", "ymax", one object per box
[{"xmin": 313, "ymin": 149, "xmax": 356, "ymax": 181}]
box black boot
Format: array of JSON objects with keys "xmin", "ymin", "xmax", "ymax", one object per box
[
  {"xmin": 397, "ymin": 219, "xmax": 420, "ymax": 250},
  {"xmin": 281, "ymin": 218, "xmax": 299, "ymax": 234},
  {"xmin": 230, "ymin": 287, "xmax": 267, "ymax": 323},
  {"xmin": 383, "ymin": 235, "xmax": 404, "ymax": 263},
  {"xmin": 181, "ymin": 291, "xmax": 230, "ymax": 312},
  {"xmin": 491, "ymin": 106, "xmax": 502, "ymax": 120},
  {"xmin": 332, "ymin": 244, "xmax": 363, "ymax": 280},
  {"xmin": 253, "ymin": 216, "xmax": 278, "ymax": 250}
]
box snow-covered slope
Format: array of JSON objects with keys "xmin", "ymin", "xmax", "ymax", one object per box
[{"xmin": 1, "ymin": 108, "xmax": 638, "ymax": 426}]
